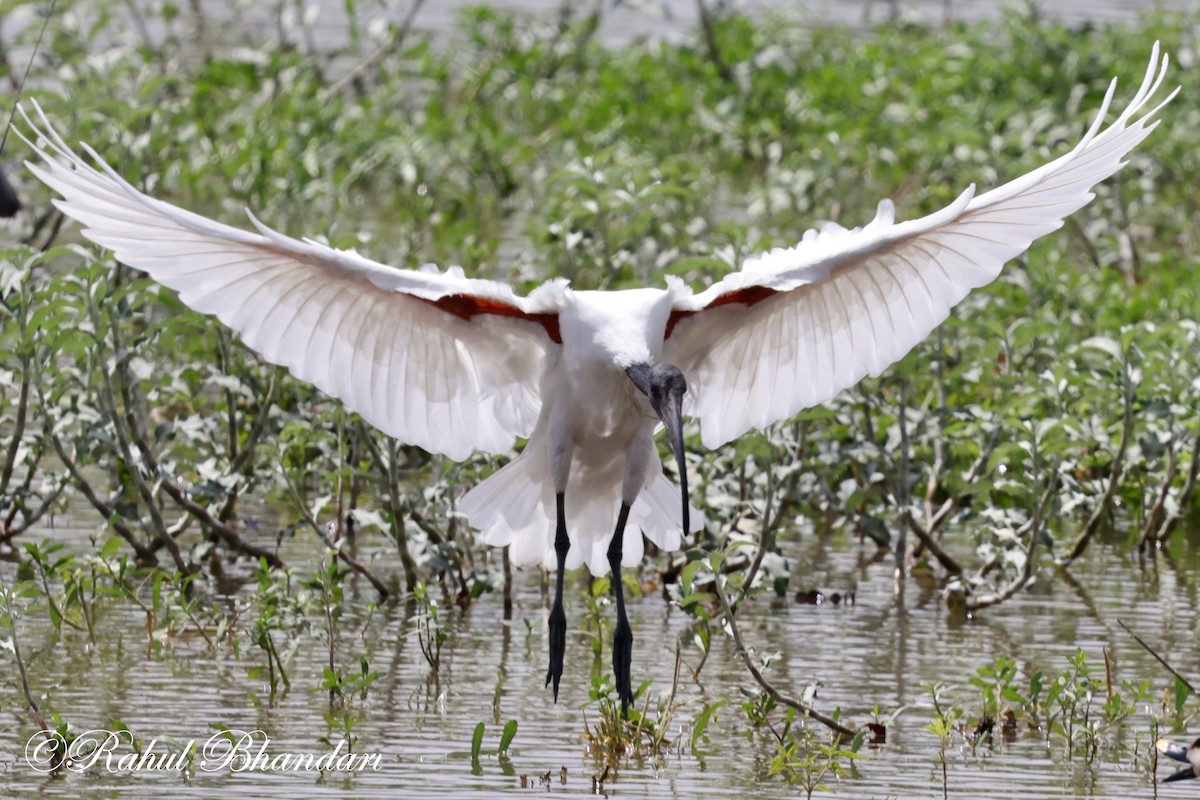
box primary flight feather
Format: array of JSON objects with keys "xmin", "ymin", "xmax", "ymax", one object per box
[{"xmin": 19, "ymin": 43, "xmax": 1176, "ymax": 712}]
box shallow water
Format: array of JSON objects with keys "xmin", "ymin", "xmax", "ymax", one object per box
[{"xmin": 2, "ymin": 502, "xmax": 1197, "ymax": 798}]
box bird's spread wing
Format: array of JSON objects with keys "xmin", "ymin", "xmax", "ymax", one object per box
[
  {"xmin": 20, "ymin": 101, "xmax": 563, "ymax": 461},
  {"xmin": 664, "ymin": 44, "xmax": 1176, "ymax": 449}
]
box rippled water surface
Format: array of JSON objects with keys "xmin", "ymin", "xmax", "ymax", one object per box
[{"xmin": 2, "ymin": 502, "xmax": 1198, "ymax": 799}]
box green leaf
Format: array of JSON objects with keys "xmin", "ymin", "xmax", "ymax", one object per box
[
  {"xmin": 678, "ymin": 591, "xmax": 714, "ymax": 608},
  {"xmin": 498, "ymin": 720, "xmax": 517, "ymax": 755},
  {"xmin": 680, "ymin": 559, "xmax": 704, "ymax": 597},
  {"xmin": 1173, "ymin": 676, "xmax": 1190, "ymax": 716},
  {"xmin": 470, "ymin": 722, "xmax": 485, "ymax": 762},
  {"xmin": 100, "ymin": 537, "xmax": 123, "ymax": 560},
  {"xmin": 691, "ymin": 699, "xmax": 726, "ymax": 748}
]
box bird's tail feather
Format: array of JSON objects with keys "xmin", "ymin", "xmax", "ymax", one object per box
[
  {"xmin": 459, "ymin": 455, "xmax": 553, "ymax": 568},
  {"xmin": 460, "ymin": 455, "xmax": 700, "ymax": 576}
]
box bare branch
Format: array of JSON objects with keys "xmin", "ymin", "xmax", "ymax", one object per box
[
  {"xmin": 1154, "ymin": 429, "xmax": 1200, "ymax": 544},
  {"xmin": 324, "ymin": 0, "xmax": 427, "ymax": 98},
  {"xmin": 155, "ymin": 475, "xmax": 284, "ymax": 568},
  {"xmin": 965, "ymin": 467, "xmax": 1059, "ymax": 612},
  {"xmin": 0, "ymin": 351, "xmax": 31, "ymax": 496},
  {"xmin": 696, "ymin": 0, "xmax": 735, "ymax": 84},
  {"xmin": 279, "ymin": 467, "xmax": 389, "ymax": 599},
  {"xmin": 1063, "ymin": 374, "xmax": 1134, "ymax": 562},
  {"xmin": 1138, "ymin": 433, "xmax": 1177, "ymax": 549},
  {"xmin": 91, "ymin": 286, "xmax": 189, "ymax": 574},
  {"xmin": 715, "ymin": 568, "xmax": 857, "ymax": 739},
  {"xmin": 361, "ymin": 428, "xmax": 419, "ymax": 592},
  {"xmin": 47, "ymin": 430, "xmax": 155, "ymax": 563}
]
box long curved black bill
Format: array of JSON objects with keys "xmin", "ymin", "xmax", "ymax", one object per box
[
  {"xmin": 658, "ymin": 390, "xmax": 689, "ymax": 535},
  {"xmin": 626, "ymin": 362, "xmax": 691, "ymax": 536},
  {"xmin": 1164, "ymin": 768, "xmax": 1197, "ymax": 783}
]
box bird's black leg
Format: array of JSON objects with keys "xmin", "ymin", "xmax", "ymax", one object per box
[
  {"xmin": 607, "ymin": 503, "xmax": 634, "ymax": 717},
  {"xmin": 546, "ymin": 492, "xmax": 569, "ymax": 702}
]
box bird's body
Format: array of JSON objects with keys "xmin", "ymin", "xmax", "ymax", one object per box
[
  {"xmin": 464, "ymin": 285, "xmax": 697, "ymax": 574},
  {"xmin": 18, "ymin": 44, "xmax": 1176, "ymax": 712}
]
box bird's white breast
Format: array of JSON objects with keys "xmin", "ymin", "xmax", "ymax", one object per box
[{"xmin": 538, "ymin": 288, "xmax": 672, "ymax": 453}]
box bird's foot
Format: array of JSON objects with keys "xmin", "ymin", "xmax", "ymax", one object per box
[
  {"xmin": 612, "ymin": 616, "xmax": 633, "ymax": 717},
  {"xmin": 545, "ymin": 600, "xmax": 567, "ymax": 702}
]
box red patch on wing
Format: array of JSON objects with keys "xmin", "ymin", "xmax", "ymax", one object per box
[
  {"xmin": 417, "ymin": 294, "xmax": 561, "ymax": 343},
  {"xmin": 665, "ymin": 284, "xmax": 779, "ymax": 339}
]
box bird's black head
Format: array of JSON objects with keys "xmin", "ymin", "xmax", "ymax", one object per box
[
  {"xmin": 626, "ymin": 363, "xmax": 690, "ymax": 535},
  {"xmin": 627, "ymin": 363, "xmax": 686, "ymax": 418}
]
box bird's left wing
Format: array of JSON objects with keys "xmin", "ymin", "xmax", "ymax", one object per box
[
  {"xmin": 664, "ymin": 45, "xmax": 1176, "ymax": 449},
  {"xmin": 20, "ymin": 102, "xmax": 563, "ymax": 460}
]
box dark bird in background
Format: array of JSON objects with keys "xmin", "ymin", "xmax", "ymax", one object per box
[{"xmin": 0, "ymin": 165, "xmax": 19, "ymax": 217}]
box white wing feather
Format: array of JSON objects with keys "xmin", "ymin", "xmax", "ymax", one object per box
[
  {"xmin": 19, "ymin": 102, "xmax": 564, "ymax": 461},
  {"xmin": 666, "ymin": 44, "xmax": 1176, "ymax": 449}
]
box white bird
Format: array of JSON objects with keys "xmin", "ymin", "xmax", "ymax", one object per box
[{"xmin": 18, "ymin": 44, "xmax": 1175, "ymax": 713}]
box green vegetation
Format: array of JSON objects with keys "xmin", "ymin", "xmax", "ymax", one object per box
[{"xmin": 0, "ymin": 0, "xmax": 1197, "ymax": 794}]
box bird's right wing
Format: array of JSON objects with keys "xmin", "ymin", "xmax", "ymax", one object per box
[
  {"xmin": 664, "ymin": 44, "xmax": 1176, "ymax": 449},
  {"xmin": 20, "ymin": 102, "xmax": 563, "ymax": 460}
]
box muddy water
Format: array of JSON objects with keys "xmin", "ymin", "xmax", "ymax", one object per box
[{"xmin": 2, "ymin": 503, "xmax": 1197, "ymax": 798}]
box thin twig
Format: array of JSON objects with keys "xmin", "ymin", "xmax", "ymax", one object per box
[
  {"xmin": 1063, "ymin": 369, "xmax": 1134, "ymax": 561},
  {"xmin": 696, "ymin": 0, "xmax": 734, "ymax": 84},
  {"xmin": 47, "ymin": 430, "xmax": 155, "ymax": 562},
  {"xmin": 1138, "ymin": 429, "xmax": 1177, "ymax": 549},
  {"xmin": 1115, "ymin": 176, "xmax": 1142, "ymax": 285},
  {"xmin": 894, "ymin": 385, "xmax": 911, "ymax": 585},
  {"xmin": 928, "ymin": 424, "xmax": 1001, "ymax": 538},
  {"xmin": 1117, "ymin": 619, "xmax": 1197, "ymax": 694},
  {"xmin": 715, "ymin": 570, "xmax": 856, "ymax": 738},
  {"xmin": 1, "ymin": 585, "xmax": 53, "ymax": 740},
  {"xmin": 155, "ymin": 475, "xmax": 285, "ymax": 568},
  {"xmin": 218, "ymin": 368, "xmax": 280, "ymax": 522},
  {"xmin": 323, "ymin": 0, "xmax": 427, "ymax": 98},
  {"xmin": 925, "ymin": 328, "xmax": 948, "ymax": 519},
  {"xmin": 1155, "ymin": 429, "xmax": 1200, "ymax": 544},
  {"xmin": 361, "ymin": 429, "xmax": 419, "ymax": 591},
  {"xmin": 279, "ymin": 467, "xmax": 389, "ymax": 598},
  {"xmin": 0, "ymin": 351, "xmax": 31, "ymax": 495},
  {"xmin": 90, "ymin": 289, "xmax": 190, "ymax": 574},
  {"xmin": 903, "ymin": 517, "xmax": 963, "ymax": 576},
  {"xmin": 965, "ymin": 466, "xmax": 1059, "ymax": 612},
  {"xmin": 905, "ymin": 424, "xmax": 1003, "ymax": 576},
  {"xmin": 0, "ymin": 477, "xmax": 66, "ymax": 543},
  {"xmin": 738, "ymin": 436, "xmax": 777, "ymax": 604}
]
